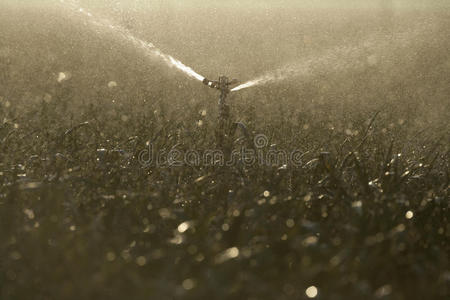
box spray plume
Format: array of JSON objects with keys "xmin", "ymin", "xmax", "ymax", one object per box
[
  {"xmin": 231, "ymin": 46, "xmax": 355, "ymax": 92},
  {"xmin": 59, "ymin": 0, "xmax": 205, "ymax": 82},
  {"xmin": 60, "ymin": 1, "xmax": 431, "ymax": 95},
  {"xmin": 231, "ymin": 25, "xmax": 428, "ymax": 92}
]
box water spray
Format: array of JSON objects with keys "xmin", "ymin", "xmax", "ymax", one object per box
[
  {"xmin": 231, "ymin": 24, "xmax": 431, "ymax": 92},
  {"xmin": 60, "ymin": 0, "xmax": 245, "ymax": 149},
  {"xmin": 59, "ymin": 0, "xmax": 431, "ymax": 151},
  {"xmin": 60, "ymin": 0, "xmax": 206, "ymax": 83},
  {"xmin": 60, "ymin": 0, "xmax": 432, "ymax": 95}
]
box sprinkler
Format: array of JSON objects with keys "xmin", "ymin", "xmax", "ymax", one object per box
[
  {"xmin": 203, "ymin": 76, "xmax": 239, "ymax": 103},
  {"xmin": 202, "ymin": 76, "xmax": 240, "ymax": 149}
]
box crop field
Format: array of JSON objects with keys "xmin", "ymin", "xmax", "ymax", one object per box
[{"xmin": 0, "ymin": 1, "xmax": 449, "ymax": 299}]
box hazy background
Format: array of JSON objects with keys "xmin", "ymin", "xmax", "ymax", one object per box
[{"xmin": 1, "ymin": 0, "xmax": 449, "ymax": 153}]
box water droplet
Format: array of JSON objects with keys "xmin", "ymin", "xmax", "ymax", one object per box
[
  {"xmin": 215, "ymin": 247, "xmax": 239, "ymax": 264},
  {"xmin": 352, "ymin": 200, "xmax": 362, "ymax": 208},
  {"xmin": 24, "ymin": 209, "xmax": 35, "ymax": 220},
  {"xmin": 182, "ymin": 278, "xmax": 196, "ymax": 290},
  {"xmin": 303, "ymin": 236, "xmax": 318, "ymax": 246},
  {"xmin": 221, "ymin": 223, "xmax": 230, "ymax": 231},
  {"xmin": 106, "ymin": 252, "xmax": 116, "ymax": 261},
  {"xmin": 177, "ymin": 221, "xmax": 190, "ymax": 233},
  {"xmin": 375, "ymin": 284, "xmax": 392, "ymax": 297},
  {"xmin": 305, "ymin": 286, "xmax": 318, "ymax": 298},
  {"xmin": 286, "ymin": 219, "xmax": 295, "ymax": 228},
  {"xmin": 303, "ymin": 193, "xmax": 312, "ymax": 202},
  {"xmin": 136, "ymin": 256, "xmax": 147, "ymax": 266},
  {"xmin": 405, "ymin": 210, "xmax": 414, "ymax": 219},
  {"xmin": 108, "ymin": 81, "xmax": 117, "ymax": 88},
  {"xmin": 57, "ymin": 72, "xmax": 67, "ymax": 83}
]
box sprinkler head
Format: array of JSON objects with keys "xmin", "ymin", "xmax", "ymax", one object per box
[{"xmin": 202, "ymin": 76, "xmax": 239, "ymax": 93}]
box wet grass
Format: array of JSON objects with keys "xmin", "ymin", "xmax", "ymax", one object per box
[{"xmin": 0, "ymin": 3, "xmax": 449, "ymax": 300}]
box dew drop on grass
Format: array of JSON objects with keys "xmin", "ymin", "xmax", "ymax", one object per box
[
  {"xmin": 352, "ymin": 200, "xmax": 362, "ymax": 208},
  {"xmin": 286, "ymin": 219, "xmax": 295, "ymax": 228},
  {"xmin": 375, "ymin": 284, "xmax": 392, "ymax": 297},
  {"xmin": 394, "ymin": 224, "xmax": 406, "ymax": 233},
  {"xmin": 304, "ymin": 193, "xmax": 312, "ymax": 202},
  {"xmin": 195, "ymin": 253, "xmax": 205, "ymax": 262},
  {"xmin": 24, "ymin": 209, "xmax": 35, "ymax": 220},
  {"xmin": 106, "ymin": 252, "xmax": 116, "ymax": 262},
  {"xmin": 177, "ymin": 221, "xmax": 190, "ymax": 233},
  {"xmin": 136, "ymin": 256, "xmax": 147, "ymax": 266},
  {"xmin": 182, "ymin": 278, "xmax": 196, "ymax": 290},
  {"xmin": 405, "ymin": 210, "xmax": 414, "ymax": 219},
  {"xmin": 303, "ymin": 236, "xmax": 318, "ymax": 246},
  {"xmin": 305, "ymin": 286, "xmax": 318, "ymax": 298},
  {"xmin": 159, "ymin": 208, "xmax": 171, "ymax": 219},
  {"xmin": 215, "ymin": 247, "xmax": 239, "ymax": 264},
  {"xmin": 108, "ymin": 81, "xmax": 117, "ymax": 88},
  {"xmin": 57, "ymin": 72, "xmax": 67, "ymax": 83}
]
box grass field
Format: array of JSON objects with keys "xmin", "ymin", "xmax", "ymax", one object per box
[{"xmin": 0, "ymin": 1, "xmax": 449, "ymax": 299}]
